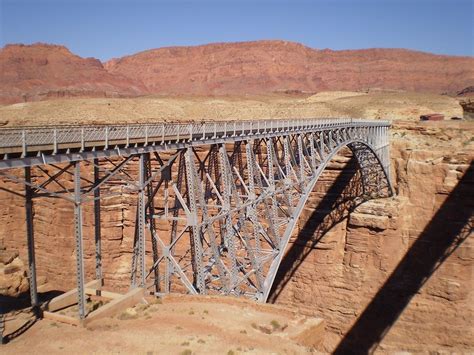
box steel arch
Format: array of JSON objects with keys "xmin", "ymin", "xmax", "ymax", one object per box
[{"xmin": 261, "ymin": 139, "xmax": 392, "ymax": 301}]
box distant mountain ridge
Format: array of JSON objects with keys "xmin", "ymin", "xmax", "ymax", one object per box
[
  {"xmin": 1, "ymin": 40, "xmax": 473, "ymax": 104},
  {"xmin": 0, "ymin": 43, "xmax": 148, "ymax": 104}
]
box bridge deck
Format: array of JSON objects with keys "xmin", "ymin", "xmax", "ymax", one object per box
[{"xmin": 0, "ymin": 118, "xmax": 390, "ymax": 169}]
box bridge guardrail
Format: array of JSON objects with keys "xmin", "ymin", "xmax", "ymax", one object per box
[{"xmin": 0, "ymin": 118, "xmax": 390, "ymax": 152}]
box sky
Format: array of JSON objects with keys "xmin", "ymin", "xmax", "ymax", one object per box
[{"xmin": 0, "ymin": 0, "xmax": 473, "ymax": 61}]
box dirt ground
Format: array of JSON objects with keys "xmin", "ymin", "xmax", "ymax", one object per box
[
  {"xmin": 2, "ymin": 295, "xmax": 323, "ymax": 354},
  {"xmin": 0, "ymin": 90, "xmax": 464, "ymax": 127}
]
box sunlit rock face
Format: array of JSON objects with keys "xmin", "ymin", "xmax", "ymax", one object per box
[
  {"xmin": 0, "ymin": 248, "xmax": 29, "ymax": 297},
  {"xmin": 105, "ymin": 41, "xmax": 474, "ymax": 96},
  {"xmin": 0, "ymin": 43, "xmax": 148, "ymax": 104},
  {"xmin": 270, "ymin": 121, "xmax": 474, "ymax": 353},
  {"xmin": 3, "ymin": 41, "xmax": 474, "ymax": 104}
]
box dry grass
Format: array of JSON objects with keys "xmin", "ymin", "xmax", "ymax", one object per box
[{"xmin": 0, "ymin": 91, "xmax": 463, "ymax": 127}]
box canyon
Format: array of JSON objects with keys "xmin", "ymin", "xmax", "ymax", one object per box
[
  {"xmin": 0, "ymin": 113, "xmax": 472, "ymax": 353},
  {"xmin": 0, "ymin": 40, "xmax": 473, "ymax": 354}
]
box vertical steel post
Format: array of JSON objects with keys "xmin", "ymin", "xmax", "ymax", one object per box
[
  {"xmin": 73, "ymin": 161, "xmax": 86, "ymax": 320},
  {"xmin": 24, "ymin": 166, "xmax": 39, "ymax": 313},
  {"xmin": 138, "ymin": 154, "xmax": 146, "ymax": 288},
  {"xmin": 266, "ymin": 138, "xmax": 280, "ymax": 245},
  {"xmin": 184, "ymin": 149, "xmax": 206, "ymax": 293},
  {"xmin": 309, "ymin": 133, "xmax": 318, "ymax": 172},
  {"xmin": 218, "ymin": 145, "xmax": 239, "ymax": 291},
  {"xmin": 93, "ymin": 159, "xmax": 102, "ymax": 282},
  {"xmin": 244, "ymin": 141, "xmax": 264, "ymax": 292},
  {"xmin": 283, "ymin": 137, "xmax": 294, "ymax": 214},
  {"xmin": 297, "ymin": 135, "xmax": 305, "ymax": 185}
]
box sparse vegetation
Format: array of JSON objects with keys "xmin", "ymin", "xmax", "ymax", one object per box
[
  {"xmin": 117, "ymin": 310, "xmax": 138, "ymax": 320},
  {"xmin": 270, "ymin": 319, "xmax": 281, "ymax": 330},
  {"xmin": 197, "ymin": 339, "xmax": 205, "ymax": 344},
  {"xmin": 180, "ymin": 350, "xmax": 192, "ymax": 355},
  {"xmin": 463, "ymin": 137, "xmax": 474, "ymax": 146},
  {"xmin": 181, "ymin": 341, "xmax": 190, "ymax": 346},
  {"xmin": 240, "ymin": 329, "xmax": 247, "ymax": 334},
  {"xmin": 151, "ymin": 297, "xmax": 162, "ymax": 305}
]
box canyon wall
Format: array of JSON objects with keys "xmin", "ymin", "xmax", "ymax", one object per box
[
  {"xmin": 0, "ymin": 121, "xmax": 472, "ymax": 352},
  {"xmin": 105, "ymin": 41, "xmax": 474, "ymax": 96},
  {"xmin": 0, "ymin": 44, "xmax": 148, "ymax": 104},
  {"xmin": 270, "ymin": 121, "xmax": 474, "ymax": 353},
  {"xmin": 2, "ymin": 41, "xmax": 474, "ymax": 104}
]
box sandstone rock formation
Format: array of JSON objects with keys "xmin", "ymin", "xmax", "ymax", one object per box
[
  {"xmin": 459, "ymin": 98, "xmax": 474, "ymax": 120},
  {"xmin": 0, "ymin": 247, "xmax": 29, "ymax": 297},
  {"xmin": 105, "ymin": 40, "xmax": 474, "ymax": 96},
  {"xmin": 2, "ymin": 41, "xmax": 474, "ymax": 105},
  {"xmin": 270, "ymin": 121, "xmax": 474, "ymax": 353},
  {"xmin": 0, "ymin": 44, "xmax": 148, "ymax": 104}
]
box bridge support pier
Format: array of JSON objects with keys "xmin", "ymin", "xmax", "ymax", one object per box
[
  {"xmin": 25, "ymin": 166, "xmax": 39, "ymax": 314},
  {"xmin": 73, "ymin": 161, "xmax": 86, "ymax": 321},
  {"xmin": 93, "ymin": 159, "xmax": 102, "ymax": 283}
]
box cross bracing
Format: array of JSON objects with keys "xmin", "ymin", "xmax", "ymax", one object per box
[{"xmin": 0, "ymin": 118, "xmax": 392, "ymax": 325}]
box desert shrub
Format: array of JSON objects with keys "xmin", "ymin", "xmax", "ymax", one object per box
[{"xmin": 270, "ymin": 319, "xmax": 280, "ymax": 330}]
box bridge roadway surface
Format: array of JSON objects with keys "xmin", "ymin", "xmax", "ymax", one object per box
[
  {"xmin": 0, "ymin": 118, "xmax": 389, "ymax": 169},
  {"xmin": 0, "ymin": 118, "xmax": 392, "ymax": 327}
]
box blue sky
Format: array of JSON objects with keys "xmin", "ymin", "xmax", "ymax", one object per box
[{"xmin": 1, "ymin": 0, "xmax": 473, "ymax": 61}]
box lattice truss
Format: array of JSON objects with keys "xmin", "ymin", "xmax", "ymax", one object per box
[
  {"xmin": 134, "ymin": 126, "xmax": 392, "ymax": 301},
  {"xmin": 0, "ymin": 155, "xmax": 143, "ymax": 319},
  {"xmin": 0, "ymin": 123, "xmax": 392, "ymax": 322}
]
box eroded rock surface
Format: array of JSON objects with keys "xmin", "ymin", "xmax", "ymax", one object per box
[
  {"xmin": 0, "ymin": 247, "xmax": 29, "ymax": 297},
  {"xmin": 105, "ymin": 41, "xmax": 474, "ymax": 96},
  {"xmin": 2, "ymin": 40, "xmax": 474, "ymax": 104},
  {"xmin": 0, "ymin": 44, "xmax": 148, "ymax": 104},
  {"xmin": 270, "ymin": 121, "xmax": 474, "ymax": 353}
]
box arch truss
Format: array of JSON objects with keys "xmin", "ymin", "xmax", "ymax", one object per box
[{"xmin": 0, "ymin": 118, "xmax": 392, "ymax": 322}]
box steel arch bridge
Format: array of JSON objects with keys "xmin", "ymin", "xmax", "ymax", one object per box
[{"xmin": 0, "ymin": 118, "xmax": 392, "ymax": 324}]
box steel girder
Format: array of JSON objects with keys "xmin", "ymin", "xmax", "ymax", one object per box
[
  {"xmin": 140, "ymin": 125, "xmax": 392, "ymax": 301},
  {"xmin": 0, "ymin": 120, "xmax": 392, "ymax": 325}
]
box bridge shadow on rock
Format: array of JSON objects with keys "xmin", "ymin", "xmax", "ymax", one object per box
[
  {"xmin": 268, "ymin": 153, "xmax": 366, "ymax": 302},
  {"xmin": 1, "ymin": 290, "xmax": 62, "ymax": 344},
  {"xmin": 334, "ymin": 161, "xmax": 474, "ymax": 354}
]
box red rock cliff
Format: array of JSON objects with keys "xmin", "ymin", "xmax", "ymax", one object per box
[
  {"xmin": 105, "ymin": 40, "xmax": 474, "ymax": 95},
  {"xmin": 0, "ymin": 43, "xmax": 148, "ymax": 104},
  {"xmin": 2, "ymin": 41, "xmax": 474, "ymax": 104}
]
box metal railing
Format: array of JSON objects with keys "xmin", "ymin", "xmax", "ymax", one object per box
[{"xmin": 0, "ymin": 118, "xmax": 390, "ymax": 155}]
